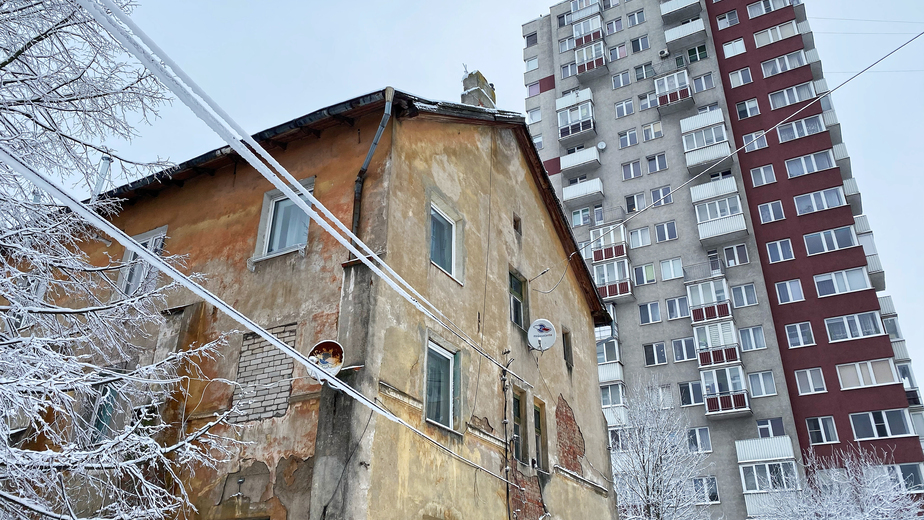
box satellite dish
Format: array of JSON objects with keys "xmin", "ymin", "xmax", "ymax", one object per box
[
  {"xmin": 527, "ymin": 319, "xmax": 556, "ymax": 351},
  {"xmin": 596, "ymin": 141, "xmax": 607, "ymax": 151},
  {"xmin": 307, "ymin": 340, "xmax": 344, "ymax": 376}
]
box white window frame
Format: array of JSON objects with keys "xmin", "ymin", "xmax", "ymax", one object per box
[
  {"xmin": 425, "ymin": 342, "xmax": 456, "ymax": 429},
  {"xmin": 825, "ymin": 311, "xmax": 883, "ymax": 343},
  {"xmin": 748, "ymin": 0, "xmax": 794, "ymax": 19},
  {"xmin": 740, "ymin": 461, "xmax": 798, "ymax": 493},
  {"xmin": 572, "ymin": 207, "xmax": 590, "ymax": 228},
  {"xmin": 723, "ymin": 38, "xmax": 746, "ymax": 58},
  {"xmin": 750, "ymin": 165, "xmax": 776, "ymax": 187},
  {"xmin": 651, "ymin": 185, "xmax": 672, "ymax": 206},
  {"xmin": 601, "ymin": 383, "xmax": 627, "ymax": 408},
  {"xmin": 667, "ymin": 296, "xmax": 690, "ymax": 320},
  {"xmin": 561, "ymin": 62, "xmax": 578, "ymax": 79},
  {"xmin": 118, "ymin": 225, "xmax": 167, "ymax": 295},
  {"xmin": 639, "ymin": 91, "xmax": 659, "ymax": 110},
  {"xmin": 836, "ymin": 358, "xmax": 899, "ymax": 390},
  {"xmin": 736, "ymin": 98, "xmax": 760, "ymax": 120},
  {"xmin": 525, "ymin": 57, "xmax": 539, "ymax": 72},
  {"xmin": 683, "ymin": 124, "xmax": 727, "ymax": 152},
  {"xmin": 644, "ymin": 342, "xmax": 668, "ymax": 366},
  {"xmin": 785, "ymin": 321, "xmax": 815, "ymax": 348},
  {"xmin": 634, "ymin": 263, "xmax": 656, "ymax": 285},
  {"xmin": 627, "ymin": 9, "xmax": 645, "ymax": 27},
  {"xmin": 795, "ymin": 368, "xmax": 826, "ymax": 395},
  {"xmin": 814, "ymin": 267, "xmax": 870, "ymax": 298},
  {"xmin": 777, "ymin": 115, "xmax": 825, "ymax": 143},
  {"xmin": 661, "ymin": 258, "xmax": 683, "ymax": 280},
  {"xmin": 761, "ymin": 50, "xmax": 807, "ymax": 78},
  {"xmin": 766, "ymin": 238, "xmax": 794, "ymax": 263},
  {"xmin": 758, "ymin": 200, "xmax": 785, "ymax": 223},
  {"xmin": 743, "ymin": 131, "xmax": 768, "ymax": 152},
  {"xmin": 689, "ymin": 427, "xmax": 712, "ymax": 453},
  {"xmin": 629, "ymin": 226, "xmax": 651, "ymax": 248},
  {"xmin": 631, "ymin": 34, "xmax": 650, "ymax": 53},
  {"xmin": 648, "ymin": 153, "xmax": 668, "ymax": 173},
  {"xmin": 880, "ymin": 464, "xmax": 924, "ymax": 493},
  {"xmin": 575, "ymin": 41, "xmax": 606, "ymax": 66},
  {"xmin": 770, "ymin": 81, "xmax": 816, "ymax": 110},
  {"xmin": 611, "ymin": 43, "xmax": 628, "ymax": 61},
  {"xmin": 673, "ymin": 337, "xmax": 697, "ymax": 362},
  {"xmin": 731, "ymin": 283, "xmax": 758, "ymax": 308},
  {"xmin": 850, "ymin": 409, "xmax": 914, "ymax": 441},
  {"xmin": 626, "ymin": 192, "xmax": 646, "ymax": 213},
  {"xmin": 739, "ymin": 326, "xmax": 766, "ymax": 351},
  {"xmin": 786, "ymin": 150, "xmax": 836, "ymax": 178},
  {"xmin": 655, "ymin": 221, "xmax": 678, "ymax": 242},
  {"xmin": 680, "ymin": 381, "xmax": 704, "ymax": 406},
  {"xmin": 559, "ymin": 37, "xmax": 576, "ymax": 53},
  {"xmin": 619, "ymin": 128, "xmax": 639, "ymax": 148},
  {"xmin": 692, "ymin": 73, "xmax": 715, "ymax": 93},
  {"xmin": 758, "ymin": 418, "xmax": 785, "ymax": 438},
  {"xmin": 642, "ymin": 121, "xmax": 663, "ymax": 141},
  {"xmin": 807, "ymin": 416, "xmax": 839, "ymax": 445},
  {"xmin": 724, "ymin": 244, "xmax": 749, "ymax": 267},
  {"xmin": 795, "ymin": 187, "xmax": 845, "ymax": 215},
  {"xmin": 527, "ymin": 108, "xmax": 542, "ymax": 124},
  {"xmin": 717, "ymin": 10, "xmax": 739, "ymax": 29},
  {"xmin": 639, "ymin": 301, "xmax": 661, "ymax": 325},
  {"xmin": 623, "ymin": 160, "xmax": 643, "ymax": 180},
  {"xmin": 775, "ymin": 279, "xmax": 804, "ymax": 305},
  {"xmin": 748, "ymin": 371, "xmax": 777, "ymax": 397},
  {"xmin": 804, "ymin": 226, "xmax": 857, "ymax": 256},
  {"xmin": 692, "ymin": 476, "xmax": 720, "ymax": 504},
  {"xmin": 754, "ymin": 20, "xmax": 798, "ymax": 48},
  {"xmin": 615, "ymin": 98, "xmax": 634, "ymax": 119},
  {"xmin": 613, "ymin": 69, "xmax": 631, "ymax": 88}
]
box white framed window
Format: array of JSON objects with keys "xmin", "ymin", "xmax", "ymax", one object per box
[
  {"xmin": 601, "ymin": 383, "xmax": 626, "ymax": 408},
  {"xmin": 594, "ymin": 260, "xmax": 630, "ymax": 287},
  {"xmin": 767, "ymin": 238, "xmax": 794, "ymax": 263},
  {"xmin": 619, "ymin": 128, "xmax": 638, "ymax": 148},
  {"xmin": 778, "ymin": 115, "xmax": 825, "ymax": 143},
  {"xmin": 692, "ymin": 73, "xmax": 715, "ymax": 93},
  {"xmin": 736, "ymin": 98, "xmax": 760, "ymax": 119},
  {"xmin": 635, "ymin": 62, "xmax": 655, "ymax": 80},
  {"xmin": 758, "ymin": 418, "xmax": 785, "ymax": 438},
  {"xmin": 775, "ymin": 279, "xmax": 804, "ymax": 304},
  {"xmin": 525, "ymin": 32, "xmax": 538, "ymax": 47},
  {"xmin": 657, "ymin": 384, "xmax": 673, "ymax": 409},
  {"xmin": 655, "ymin": 221, "xmax": 678, "ymax": 242},
  {"xmin": 575, "ymin": 41, "xmax": 606, "ymax": 66},
  {"xmin": 770, "ymin": 81, "xmax": 816, "ymax": 109},
  {"xmin": 795, "ymin": 187, "xmax": 845, "ymax": 215},
  {"xmin": 667, "ymin": 296, "xmax": 690, "ymax": 320},
  {"xmin": 615, "ymin": 98, "xmax": 634, "ymax": 118},
  {"xmin": 613, "ymin": 69, "xmax": 631, "ymax": 88},
  {"xmin": 804, "ymin": 226, "xmax": 857, "ymax": 255},
  {"xmin": 741, "ymin": 461, "xmax": 797, "ymax": 492},
  {"xmin": 525, "ymin": 57, "xmax": 539, "ymax": 71},
  {"xmin": 640, "ymin": 91, "xmax": 659, "ymax": 110},
  {"xmin": 729, "ymin": 67, "xmax": 753, "ymax": 88},
  {"xmin": 786, "ymin": 150, "xmax": 835, "ymax": 178},
  {"xmin": 558, "ymin": 12, "xmax": 572, "ymax": 27},
  {"xmin": 786, "ymin": 322, "xmax": 815, "ymax": 348},
  {"xmin": 571, "ymin": 208, "xmax": 590, "ymax": 227},
  {"xmin": 683, "ymin": 124, "xmax": 727, "ymax": 152},
  {"xmin": 702, "ymin": 365, "xmax": 746, "ymax": 396},
  {"xmin": 634, "ymin": 263, "xmax": 656, "ymax": 285},
  {"xmin": 661, "ymin": 258, "xmax": 683, "ymax": 280},
  {"xmin": 560, "ymin": 37, "xmax": 576, "ymax": 53},
  {"xmin": 689, "ymin": 427, "xmax": 712, "ymax": 453},
  {"xmin": 796, "ymin": 368, "xmax": 826, "ymax": 395},
  {"xmin": 623, "ymin": 160, "xmax": 643, "ymax": 180},
  {"xmin": 688, "ymin": 280, "xmax": 728, "ymax": 309},
  {"xmin": 748, "ymin": 0, "xmax": 793, "ymax": 19},
  {"xmin": 750, "ymin": 165, "xmax": 776, "ymax": 187},
  {"xmin": 762, "ymin": 50, "xmax": 806, "ymax": 78},
  {"xmin": 880, "ymin": 464, "xmax": 924, "ymax": 492},
  {"xmin": 639, "ymin": 301, "xmax": 661, "ymax": 325},
  {"xmin": 743, "ymin": 131, "xmax": 768, "ymax": 152},
  {"xmin": 758, "ymin": 200, "xmax": 785, "ymax": 223},
  {"xmin": 118, "ymin": 226, "xmax": 167, "ymax": 295},
  {"xmin": 643, "ymin": 121, "xmax": 663, "ymax": 141},
  {"xmin": 558, "ymin": 101, "xmax": 593, "ymax": 131},
  {"xmin": 717, "ymin": 10, "xmax": 739, "ymax": 29},
  {"xmin": 725, "ymin": 244, "xmax": 749, "ymax": 267},
  {"xmin": 651, "ymin": 186, "xmax": 672, "ymax": 206},
  {"xmin": 254, "ymin": 178, "xmax": 316, "ymax": 261},
  {"xmin": 606, "ymin": 17, "xmax": 624, "ymax": 34},
  {"xmin": 426, "ymin": 342, "xmax": 456, "ymax": 428},
  {"xmin": 593, "ymin": 204, "xmax": 604, "ymax": 224},
  {"xmin": 807, "ymin": 416, "xmax": 838, "ymax": 444},
  {"xmin": 561, "ymin": 62, "xmax": 578, "ymax": 78},
  {"xmin": 740, "ymin": 326, "xmax": 766, "ymax": 351},
  {"xmin": 626, "ymin": 193, "xmax": 646, "ymax": 213},
  {"xmin": 755, "ymin": 20, "xmax": 797, "ymax": 47},
  {"xmin": 749, "ymin": 371, "xmax": 777, "ymax": 397},
  {"xmin": 509, "ymin": 272, "xmax": 528, "ymax": 328},
  {"xmin": 527, "ymin": 82, "xmax": 540, "ymax": 97},
  {"xmin": 884, "ymin": 317, "xmax": 903, "ymax": 340},
  {"xmin": 644, "ymin": 342, "xmax": 667, "ymax": 366},
  {"xmin": 680, "ymin": 381, "xmax": 704, "ymax": 405},
  {"xmin": 693, "ymin": 476, "xmax": 720, "ymax": 504},
  {"xmin": 627, "ymin": 9, "xmax": 645, "ymax": 26},
  {"xmin": 532, "ymin": 134, "xmax": 543, "ymax": 150},
  {"xmin": 825, "ymin": 311, "xmax": 883, "ymax": 343},
  {"xmin": 695, "ymin": 195, "xmax": 741, "ymax": 224},
  {"xmin": 648, "ymin": 153, "xmax": 668, "ymax": 173},
  {"xmin": 673, "ymin": 337, "xmax": 697, "ymax": 362},
  {"xmin": 723, "ymin": 38, "xmax": 746, "ymax": 58},
  {"xmin": 611, "ymin": 43, "xmax": 628, "ymax": 61},
  {"xmin": 573, "ymin": 15, "xmax": 603, "ymax": 39},
  {"xmin": 850, "ymin": 409, "xmax": 913, "ymax": 440},
  {"xmin": 631, "ymin": 35, "xmax": 650, "ymax": 53},
  {"xmin": 597, "ymin": 339, "xmax": 619, "ymax": 364},
  {"xmin": 837, "ymin": 359, "xmax": 898, "ymax": 390},
  {"xmin": 688, "ymin": 45, "xmax": 708, "ymax": 63},
  {"xmin": 815, "ymin": 267, "xmax": 870, "ymax": 297},
  {"xmin": 731, "ymin": 283, "xmax": 757, "ymax": 308},
  {"xmin": 527, "ymin": 108, "xmax": 542, "ymax": 124},
  {"xmin": 629, "ymin": 227, "xmax": 651, "ymax": 248}
]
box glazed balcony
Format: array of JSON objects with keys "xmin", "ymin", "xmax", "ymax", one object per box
[
  {"xmin": 698, "ymin": 343, "xmax": 741, "ymax": 369},
  {"xmin": 592, "ymin": 241, "xmax": 627, "ymax": 262},
  {"xmin": 576, "ymin": 56, "xmax": 608, "ymax": 79},
  {"xmin": 558, "ymin": 118, "xmax": 597, "ymax": 146},
  {"xmin": 843, "ymin": 178, "xmax": 862, "ymax": 216},
  {"xmin": 560, "ymin": 147, "xmax": 601, "ymax": 174},
  {"xmin": 690, "ymin": 300, "xmax": 732, "ymax": 324},
  {"xmin": 562, "ymin": 177, "xmax": 604, "ymax": 206},
  {"xmin": 697, "ymin": 214, "xmax": 748, "ymax": 246},
  {"xmin": 660, "ymin": 0, "xmax": 702, "ymax": 25},
  {"xmin": 571, "ymin": 1, "xmax": 601, "ymax": 23},
  {"xmin": 682, "ymin": 259, "xmax": 725, "ymax": 284},
  {"xmin": 705, "ymin": 390, "xmax": 751, "ymax": 418},
  {"xmin": 665, "ymin": 18, "xmax": 706, "ymax": 53},
  {"xmin": 907, "ymin": 388, "xmax": 923, "ymax": 408},
  {"xmin": 596, "ymin": 278, "xmax": 634, "ymax": 302},
  {"xmin": 555, "ymin": 88, "xmax": 593, "ymax": 111},
  {"xmin": 655, "ymin": 70, "xmax": 694, "ymax": 116}
]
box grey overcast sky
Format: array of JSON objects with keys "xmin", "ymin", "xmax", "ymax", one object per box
[{"xmin": 100, "ymin": 0, "xmax": 924, "ymax": 371}]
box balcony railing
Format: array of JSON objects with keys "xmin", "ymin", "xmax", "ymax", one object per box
[
  {"xmin": 596, "ymin": 278, "xmax": 633, "ymax": 301},
  {"xmin": 660, "ymin": 0, "xmax": 702, "ymax": 23},
  {"xmin": 559, "ymin": 118, "xmax": 596, "ymax": 140},
  {"xmin": 682, "ymin": 259, "xmax": 725, "ymax": 284},
  {"xmin": 571, "ymin": 1, "xmax": 601, "ymax": 22},
  {"xmin": 705, "ymin": 390, "xmax": 750, "ymax": 416},
  {"xmin": 560, "ymin": 147, "xmax": 601, "ymax": 172},
  {"xmin": 665, "ymin": 18, "xmax": 706, "ymax": 50},
  {"xmin": 879, "ymin": 295, "xmax": 897, "ymax": 317},
  {"xmin": 907, "ymin": 388, "xmax": 922, "ymax": 407},
  {"xmin": 735, "ymin": 435, "xmax": 795, "ymax": 464},
  {"xmin": 690, "ymin": 300, "xmax": 732, "ymax": 324},
  {"xmin": 685, "ymin": 142, "xmax": 734, "ymax": 174},
  {"xmin": 562, "ymin": 177, "xmax": 604, "ymax": 205},
  {"xmin": 603, "ymin": 405, "xmax": 627, "ymax": 427},
  {"xmin": 690, "ymin": 176, "xmax": 738, "ymax": 204},
  {"xmin": 598, "ymin": 362, "xmax": 624, "ymax": 384},
  {"xmin": 575, "ymin": 29, "xmax": 605, "ymax": 48},
  {"xmin": 867, "ymin": 254, "xmax": 885, "ymax": 291},
  {"xmin": 697, "ymin": 213, "xmax": 747, "ymax": 244},
  {"xmin": 894, "ymin": 339, "xmax": 910, "ymax": 361},
  {"xmin": 854, "ymin": 214, "xmax": 871, "ymax": 234},
  {"xmin": 680, "ymin": 107, "xmax": 725, "ymax": 133},
  {"xmin": 576, "ymin": 56, "xmax": 607, "ymax": 77},
  {"xmin": 556, "ymin": 88, "xmax": 594, "ymax": 111},
  {"xmin": 593, "ymin": 242, "xmax": 627, "ymax": 262},
  {"xmin": 698, "ymin": 343, "xmax": 741, "ymax": 368},
  {"xmin": 843, "ymin": 177, "xmax": 862, "ymax": 215}
]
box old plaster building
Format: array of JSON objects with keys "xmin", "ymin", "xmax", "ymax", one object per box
[
  {"xmin": 89, "ymin": 81, "xmax": 618, "ymax": 520},
  {"xmin": 522, "ymin": 0, "xmax": 924, "ymax": 518}
]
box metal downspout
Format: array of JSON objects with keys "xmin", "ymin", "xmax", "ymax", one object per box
[{"xmin": 350, "ymin": 87, "xmax": 395, "ymax": 254}]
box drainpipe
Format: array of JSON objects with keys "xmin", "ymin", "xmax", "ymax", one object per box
[{"xmin": 350, "ymin": 87, "xmax": 395, "ymax": 255}]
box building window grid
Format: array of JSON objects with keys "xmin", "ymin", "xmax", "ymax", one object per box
[
  {"xmin": 807, "ymin": 416, "xmax": 839, "ymax": 444},
  {"xmin": 795, "ymin": 367, "xmax": 826, "ymax": 395},
  {"xmin": 775, "ymin": 279, "xmax": 804, "ymax": 305}
]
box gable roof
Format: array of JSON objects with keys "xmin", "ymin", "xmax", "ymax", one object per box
[{"xmin": 104, "ymin": 89, "xmax": 611, "ymax": 325}]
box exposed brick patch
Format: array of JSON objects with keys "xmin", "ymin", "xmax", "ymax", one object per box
[
  {"xmin": 231, "ymin": 323, "xmax": 296, "ymax": 423},
  {"xmin": 507, "ymin": 457, "xmax": 545, "ymax": 520},
  {"xmin": 556, "ymin": 395, "xmax": 585, "ymax": 475}
]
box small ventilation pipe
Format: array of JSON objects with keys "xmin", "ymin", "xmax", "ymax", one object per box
[
  {"xmin": 90, "ymin": 155, "xmax": 113, "ymax": 203},
  {"xmin": 350, "ymin": 87, "xmax": 395, "ymax": 254}
]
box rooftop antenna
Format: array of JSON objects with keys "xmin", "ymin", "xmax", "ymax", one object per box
[{"xmin": 90, "ymin": 155, "xmax": 113, "ymax": 203}]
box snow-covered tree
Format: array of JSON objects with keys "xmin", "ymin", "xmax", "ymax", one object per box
[
  {"xmin": 0, "ymin": 1, "xmax": 235, "ymax": 518},
  {"xmin": 760, "ymin": 447, "xmax": 922, "ymax": 520},
  {"xmin": 610, "ymin": 381, "xmax": 712, "ymax": 520}
]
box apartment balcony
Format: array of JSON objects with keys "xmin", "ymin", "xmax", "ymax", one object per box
[
  {"xmin": 823, "ymin": 109, "xmax": 842, "ymax": 144},
  {"xmin": 603, "ymin": 405, "xmax": 628, "ymax": 427},
  {"xmin": 560, "ymin": 147, "xmax": 601, "ymax": 174},
  {"xmin": 598, "ymin": 361, "xmax": 624, "ymax": 384},
  {"xmin": 705, "ymin": 390, "xmax": 751, "ymax": 418},
  {"xmin": 806, "ymin": 48, "xmax": 823, "ymax": 79},
  {"xmin": 843, "ymin": 178, "xmax": 862, "ymax": 216},
  {"xmin": 562, "ymin": 177, "xmax": 604, "ymax": 206},
  {"xmin": 596, "ymin": 278, "xmax": 634, "ymax": 302},
  {"xmin": 854, "ymin": 214, "xmax": 871, "ymax": 234},
  {"xmin": 559, "ymin": 118, "xmax": 597, "ymax": 146},
  {"xmin": 798, "ymin": 20, "xmax": 815, "ymax": 51},
  {"xmin": 697, "ymin": 214, "xmax": 748, "ymax": 246},
  {"xmin": 690, "ymin": 176, "xmax": 737, "ymax": 204},
  {"xmin": 907, "ymin": 388, "xmax": 923, "ymax": 408},
  {"xmin": 814, "ymin": 78, "xmax": 829, "ymax": 95},
  {"xmin": 833, "ymin": 143, "xmax": 852, "ymax": 180},
  {"xmin": 665, "ymin": 18, "xmax": 706, "ymax": 52},
  {"xmin": 894, "ymin": 339, "xmax": 911, "ymax": 361},
  {"xmin": 593, "ymin": 241, "xmax": 627, "ymax": 262},
  {"xmin": 735, "ymin": 435, "xmax": 795, "ymax": 464},
  {"xmin": 571, "ymin": 1, "xmax": 601, "ymax": 23},
  {"xmin": 575, "ymin": 28, "xmax": 606, "ymax": 48},
  {"xmin": 681, "ymin": 107, "xmax": 724, "ymax": 133},
  {"xmin": 698, "ymin": 344, "xmax": 741, "ymax": 369},
  {"xmin": 556, "ymin": 88, "xmax": 593, "ymax": 111},
  {"xmin": 866, "ymin": 254, "xmax": 885, "ymax": 291},
  {"xmin": 690, "ymin": 300, "xmax": 732, "ymax": 324},
  {"xmin": 576, "ymin": 56, "xmax": 608, "ymax": 80},
  {"xmin": 744, "ymin": 494, "xmax": 779, "ymax": 518},
  {"xmin": 659, "ymin": 0, "xmax": 702, "ymax": 25},
  {"xmin": 682, "ymin": 259, "xmax": 725, "ymax": 284},
  {"xmin": 793, "ymin": 0, "xmax": 807, "ymax": 22},
  {"xmin": 656, "ymin": 86, "xmax": 694, "ymax": 116},
  {"xmin": 879, "ymin": 295, "xmax": 897, "ymax": 317},
  {"xmin": 686, "ymin": 142, "xmax": 734, "ymax": 174}
]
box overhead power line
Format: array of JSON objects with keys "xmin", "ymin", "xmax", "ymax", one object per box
[{"xmin": 810, "ymin": 16, "xmax": 924, "ymax": 24}]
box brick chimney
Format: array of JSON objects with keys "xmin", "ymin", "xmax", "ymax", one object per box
[{"xmin": 461, "ymin": 70, "xmax": 496, "ymax": 109}]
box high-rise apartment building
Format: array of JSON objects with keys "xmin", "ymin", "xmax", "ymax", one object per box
[{"xmin": 522, "ymin": 0, "xmax": 924, "ymax": 517}]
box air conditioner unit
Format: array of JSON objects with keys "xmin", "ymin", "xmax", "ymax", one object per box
[{"xmin": 658, "ymin": 49, "xmax": 670, "ymax": 59}]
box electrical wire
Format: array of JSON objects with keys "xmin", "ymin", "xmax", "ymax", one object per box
[
  {"xmin": 809, "ymin": 16, "xmax": 924, "ymax": 24},
  {"xmin": 532, "ymin": 28, "xmax": 924, "ymax": 292}
]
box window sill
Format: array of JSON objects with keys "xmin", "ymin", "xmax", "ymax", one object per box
[
  {"xmin": 247, "ymin": 244, "xmax": 307, "ymax": 272},
  {"xmin": 840, "ymin": 382, "xmax": 903, "ymax": 391},
  {"xmin": 798, "ymin": 391, "xmax": 828, "ymax": 396},
  {"xmin": 827, "ymin": 332, "xmax": 886, "ymax": 344},
  {"xmin": 855, "ymin": 434, "xmax": 918, "ymax": 442},
  {"xmin": 431, "ymin": 261, "xmax": 463, "ymax": 287},
  {"xmin": 788, "ymin": 343, "xmax": 816, "ymax": 349},
  {"xmin": 809, "ymin": 441, "xmax": 840, "ymax": 446},
  {"xmin": 425, "ymin": 418, "xmax": 464, "ymax": 439}
]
